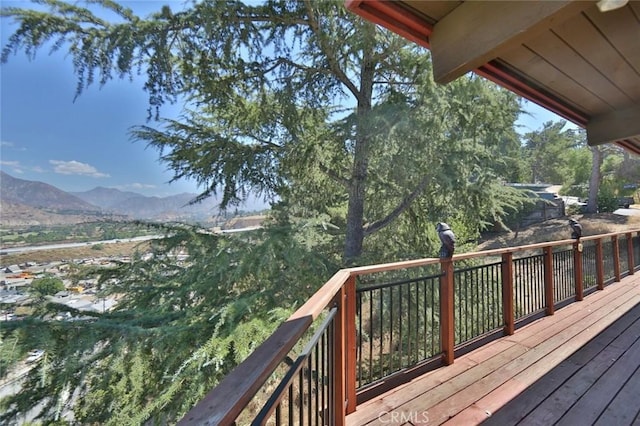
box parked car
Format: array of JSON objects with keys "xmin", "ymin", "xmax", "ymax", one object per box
[
  {"xmin": 618, "ymin": 197, "xmax": 634, "ymax": 209},
  {"xmin": 26, "ymin": 349, "xmax": 44, "ymax": 363}
]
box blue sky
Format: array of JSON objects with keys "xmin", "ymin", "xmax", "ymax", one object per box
[{"xmin": 1, "ymin": 1, "xmax": 573, "ymax": 198}]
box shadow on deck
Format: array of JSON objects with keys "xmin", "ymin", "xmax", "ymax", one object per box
[{"xmin": 347, "ymin": 273, "xmax": 640, "ymax": 426}]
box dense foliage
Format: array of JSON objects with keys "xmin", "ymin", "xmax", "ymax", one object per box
[
  {"xmin": 1, "ymin": 0, "xmax": 636, "ymax": 424},
  {"xmin": 29, "ymin": 275, "xmax": 65, "ymax": 298},
  {"xmin": 1, "ymin": 0, "xmax": 533, "ymax": 263},
  {"xmin": 1, "ymin": 220, "xmax": 336, "ymax": 424}
]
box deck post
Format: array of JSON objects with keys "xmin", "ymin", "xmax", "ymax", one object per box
[
  {"xmin": 544, "ymin": 246, "xmax": 554, "ymax": 315},
  {"xmin": 612, "ymin": 235, "xmax": 621, "ymax": 282},
  {"xmin": 344, "ymin": 275, "xmax": 357, "ymax": 414},
  {"xmin": 626, "ymin": 233, "xmax": 634, "ymax": 275},
  {"xmin": 440, "ymin": 258, "xmax": 455, "ymax": 365},
  {"xmin": 332, "ymin": 284, "xmax": 347, "ymax": 426},
  {"xmin": 574, "ymin": 241, "xmax": 584, "ymax": 301},
  {"xmin": 596, "ymin": 239, "xmax": 605, "ymax": 290},
  {"xmin": 501, "ymin": 252, "xmax": 514, "ymax": 335}
]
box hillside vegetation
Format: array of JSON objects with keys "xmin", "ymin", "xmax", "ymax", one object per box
[
  {"xmin": 3, "ymin": 213, "xmax": 636, "ymax": 267},
  {"xmin": 478, "ymin": 212, "xmax": 640, "ymax": 250}
]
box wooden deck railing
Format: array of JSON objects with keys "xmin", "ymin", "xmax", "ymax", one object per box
[{"xmin": 178, "ymin": 230, "xmax": 639, "ymax": 425}]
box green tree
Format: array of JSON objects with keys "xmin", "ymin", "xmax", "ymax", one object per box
[
  {"xmin": 604, "ymin": 145, "xmax": 639, "ymax": 199},
  {"xmin": 1, "ymin": 1, "xmax": 533, "ymax": 422},
  {"xmin": 0, "ymin": 223, "xmax": 335, "ymax": 425},
  {"xmin": 2, "ymin": 0, "xmax": 525, "ymax": 264},
  {"xmin": 522, "ymin": 121, "xmax": 582, "ymax": 184},
  {"xmin": 29, "ymin": 275, "xmax": 65, "ymax": 298},
  {"xmin": 561, "ymin": 129, "xmax": 591, "ymax": 196},
  {"xmin": 585, "ymin": 144, "xmax": 625, "ymax": 213},
  {"xmin": 616, "ymin": 150, "xmax": 640, "ymax": 187}
]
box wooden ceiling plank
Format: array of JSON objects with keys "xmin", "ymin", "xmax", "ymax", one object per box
[
  {"xmin": 524, "ymin": 30, "xmax": 631, "ymax": 110},
  {"xmin": 553, "ymin": 12, "xmax": 640, "ymax": 101},
  {"xmin": 586, "ymin": 103, "xmax": 640, "ymax": 146},
  {"xmin": 500, "ymin": 47, "xmax": 611, "ymax": 115},
  {"xmin": 585, "ymin": 5, "xmax": 640, "ymax": 75},
  {"xmin": 429, "ymin": 0, "xmax": 583, "ymax": 84}
]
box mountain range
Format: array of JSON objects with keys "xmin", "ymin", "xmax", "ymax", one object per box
[{"xmin": 0, "ymin": 171, "xmax": 267, "ymax": 226}]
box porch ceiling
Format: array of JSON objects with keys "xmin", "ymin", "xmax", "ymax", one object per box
[{"xmin": 345, "ymin": 0, "xmax": 640, "ymax": 156}]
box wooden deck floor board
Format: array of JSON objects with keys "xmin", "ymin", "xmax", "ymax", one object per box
[
  {"xmin": 553, "ymin": 309, "xmax": 640, "ymax": 425},
  {"xmin": 482, "ymin": 299, "xmax": 640, "ymax": 426},
  {"xmin": 593, "ymin": 360, "xmax": 640, "ymax": 426},
  {"xmin": 345, "ymin": 341, "xmax": 519, "ymax": 426},
  {"xmin": 430, "ymin": 295, "xmax": 640, "ymax": 425},
  {"xmin": 512, "ymin": 304, "xmax": 640, "ymax": 425},
  {"xmin": 346, "ymin": 273, "xmax": 640, "ymax": 426}
]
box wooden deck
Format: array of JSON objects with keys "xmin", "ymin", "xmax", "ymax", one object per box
[{"xmin": 346, "ymin": 273, "xmax": 640, "ymax": 426}]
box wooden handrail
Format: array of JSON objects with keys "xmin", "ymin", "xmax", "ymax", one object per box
[
  {"xmin": 178, "ymin": 229, "xmax": 640, "ymax": 425},
  {"xmin": 177, "ymin": 316, "xmax": 313, "ymax": 426},
  {"xmin": 177, "ymin": 269, "xmax": 351, "ymax": 426}
]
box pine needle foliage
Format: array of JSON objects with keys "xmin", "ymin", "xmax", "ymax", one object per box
[
  {"xmin": 1, "ymin": 0, "xmax": 530, "ymax": 263},
  {"xmin": 0, "ymin": 220, "xmax": 338, "ymax": 424}
]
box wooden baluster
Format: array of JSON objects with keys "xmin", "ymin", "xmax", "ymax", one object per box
[
  {"xmin": 333, "ymin": 284, "xmax": 346, "ymax": 426},
  {"xmin": 544, "ymin": 246, "xmax": 554, "ymax": 315},
  {"xmin": 626, "ymin": 232, "xmax": 634, "ymax": 275},
  {"xmin": 574, "ymin": 241, "xmax": 584, "ymax": 301},
  {"xmin": 440, "ymin": 258, "xmax": 455, "ymax": 365},
  {"xmin": 612, "ymin": 235, "xmax": 621, "ymax": 282},
  {"xmin": 344, "ymin": 275, "xmax": 357, "ymax": 414},
  {"xmin": 501, "ymin": 252, "xmax": 515, "ymax": 335},
  {"xmin": 596, "ymin": 239, "xmax": 604, "ymax": 290}
]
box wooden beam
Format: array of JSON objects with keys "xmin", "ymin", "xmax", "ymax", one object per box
[
  {"xmin": 586, "ymin": 103, "xmax": 640, "ymax": 146},
  {"xmin": 430, "ymin": 1, "xmax": 581, "ymax": 84}
]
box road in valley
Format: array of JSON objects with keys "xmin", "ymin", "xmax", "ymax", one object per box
[{"xmin": 1, "ymin": 235, "xmax": 162, "ymax": 254}]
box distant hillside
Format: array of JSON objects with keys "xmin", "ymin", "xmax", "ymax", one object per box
[
  {"xmin": 69, "ymin": 186, "xmax": 141, "ymax": 209},
  {"xmin": 0, "ymin": 171, "xmax": 99, "ymax": 212},
  {"xmin": 0, "ymin": 171, "xmax": 269, "ymax": 227},
  {"xmin": 71, "ymin": 189, "xmax": 222, "ymax": 221},
  {"xmin": 0, "ymin": 200, "xmax": 111, "ymax": 227}
]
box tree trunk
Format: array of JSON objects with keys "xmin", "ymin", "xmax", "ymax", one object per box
[
  {"xmin": 343, "ymin": 56, "xmax": 374, "ymax": 264},
  {"xmin": 586, "ymin": 146, "xmax": 602, "ymax": 214},
  {"xmin": 344, "ymin": 139, "xmax": 367, "ymax": 264}
]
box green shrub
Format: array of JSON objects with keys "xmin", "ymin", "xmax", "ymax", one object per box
[{"xmin": 597, "ymin": 185, "xmax": 618, "ymax": 213}]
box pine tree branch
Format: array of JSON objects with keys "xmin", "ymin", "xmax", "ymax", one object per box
[
  {"xmin": 302, "ymin": 0, "xmax": 361, "ymax": 101},
  {"xmin": 363, "ymin": 174, "xmax": 432, "ymax": 236}
]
